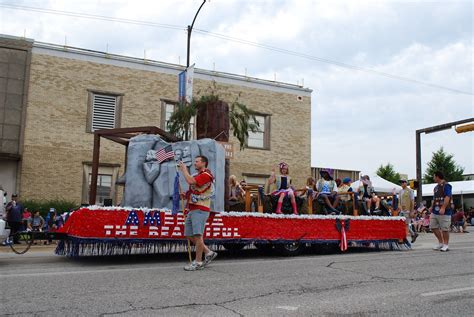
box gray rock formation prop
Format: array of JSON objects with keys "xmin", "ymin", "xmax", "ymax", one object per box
[{"xmin": 122, "ymin": 135, "xmax": 224, "ymax": 211}]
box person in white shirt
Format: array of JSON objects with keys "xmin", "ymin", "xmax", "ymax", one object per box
[
  {"xmin": 398, "ymin": 179, "xmax": 418, "ymax": 243},
  {"xmin": 315, "ymin": 169, "xmax": 340, "ymax": 214}
]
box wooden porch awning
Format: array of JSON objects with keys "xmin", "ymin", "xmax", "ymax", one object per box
[{"xmin": 89, "ymin": 126, "xmax": 179, "ymax": 205}]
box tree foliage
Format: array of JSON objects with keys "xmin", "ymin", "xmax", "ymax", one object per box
[
  {"xmin": 167, "ymin": 101, "xmax": 197, "ymax": 141},
  {"xmin": 423, "ymin": 147, "xmax": 465, "ymax": 183},
  {"xmin": 376, "ymin": 163, "xmax": 401, "ymax": 184},
  {"xmin": 229, "ymin": 100, "xmax": 260, "ymax": 150}
]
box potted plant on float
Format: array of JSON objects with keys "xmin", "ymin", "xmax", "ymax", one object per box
[{"xmin": 167, "ymin": 82, "xmax": 261, "ymax": 210}]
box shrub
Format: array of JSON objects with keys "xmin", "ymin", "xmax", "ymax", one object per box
[{"xmin": 21, "ymin": 199, "xmax": 79, "ymax": 217}]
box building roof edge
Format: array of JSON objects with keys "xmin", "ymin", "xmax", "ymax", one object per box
[{"xmin": 31, "ymin": 40, "xmax": 313, "ymax": 96}]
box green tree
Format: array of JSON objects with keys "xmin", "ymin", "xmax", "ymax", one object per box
[
  {"xmin": 376, "ymin": 163, "xmax": 401, "ymax": 184},
  {"xmin": 423, "ymin": 147, "xmax": 465, "ymax": 183}
]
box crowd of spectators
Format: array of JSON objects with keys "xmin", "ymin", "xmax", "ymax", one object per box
[{"xmin": 1, "ymin": 192, "xmax": 68, "ymax": 246}]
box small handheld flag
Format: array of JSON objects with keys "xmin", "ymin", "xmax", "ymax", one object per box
[{"xmin": 156, "ymin": 145, "xmax": 175, "ymax": 163}]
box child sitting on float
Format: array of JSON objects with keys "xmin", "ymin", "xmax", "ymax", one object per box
[
  {"xmin": 315, "ymin": 168, "xmax": 340, "ymax": 214},
  {"xmin": 358, "ymin": 175, "xmax": 381, "ymax": 215},
  {"xmin": 268, "ymin": 162, "xmax": 298, "ymax": 215},
  {"xmin": 229, "ymin": 175, "xmax": 245, "ymax": 205},
  {"xmin": 302, "ymin": 177, "xmax": 317, "ymax": 199},
  {"xmin": 337, "ymin": 177, "xmax": 353, "ymax": 203}
]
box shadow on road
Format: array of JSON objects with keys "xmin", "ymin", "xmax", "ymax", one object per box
[{"xmin": 69, "ymin": 244, "xmax": 388, "ymax": 266}]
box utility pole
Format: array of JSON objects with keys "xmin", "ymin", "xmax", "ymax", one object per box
[{"xmin": 187, "ymin": 0, "xmax": 207, "ymax": 68}]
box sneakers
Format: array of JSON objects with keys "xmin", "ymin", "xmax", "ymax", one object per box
[
  {"xmin": 432, "ymin": 244, "xmax": 449, "ymax": 251},
  {"xmin": 411, "ymin": 233, "xmax": 419, "ymax": 243},
  {"xmin": 184, "ymin": 261, "xmax": 204, "ymax": 271},
  {"xmin": 2, "ymin": 240, "xmax": 12, "ymax": 246},
  {"xmin": 432, "ymin": 244, "xmax": 442, "ymax": 250},
  {"xmin": 184, "ymin": 251, "xmax": 218, "ymax": 271},
  {"xmin": 372, "ymin": 209, "xmax": 382, "ymax": 216},
  {"xmin": 203, "ymin": 251, "xmax": 218, "ymax": 267}
]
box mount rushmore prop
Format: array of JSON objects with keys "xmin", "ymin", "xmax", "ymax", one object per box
[{"xmin": 121, "ymin": 134, "xmax": 225, "ymax": 211}]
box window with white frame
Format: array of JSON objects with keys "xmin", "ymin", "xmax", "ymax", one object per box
[
  {"xmin": 247, "ymin": 115, "xmax": 270, "ymax": 149},
  {"xmin": 88, "ymin": 92, "xmax": 122, "ymax": 132},
  {"xmin": 161, "ymin": 101, "xmax": 195, "ymax": 140},
  {"xmin": 88, "ymin": 174, "xmax": 112, "ymax": 205},
  {"xmin": 82, "ymin": 164, "xmax": 120, "ymax": 205}
]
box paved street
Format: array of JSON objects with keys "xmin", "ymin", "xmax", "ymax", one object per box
[{"xmin": 1, "ymin": 232, "xmax": 473, "ymax": 316}]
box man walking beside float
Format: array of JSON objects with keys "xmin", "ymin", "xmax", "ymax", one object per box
[
  {"xmin": 178, "ymin": 155, "xmax": 218, "ymax": 271},
  {"xmin": 430, "ymin": 171, "xmax": 453, "ymax": 252}
]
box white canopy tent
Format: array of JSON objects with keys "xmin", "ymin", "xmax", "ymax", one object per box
[
  {"xmin": 416, "ymin": 180, "xmax": 474, "ymax": 197},
  {"xmin": 350, "ymin": 174, "xmax": 401, "ymax": 194},
  {"xmin": 416, "ymin": 180, "xmax": 474, "ymax": 208}
]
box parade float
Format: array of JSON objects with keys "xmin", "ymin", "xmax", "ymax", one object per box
[{"xmin": 3, "ymin": 129, "xmax": 410, "ymax": 256}]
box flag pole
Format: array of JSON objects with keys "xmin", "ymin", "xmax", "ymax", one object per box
[{"xmin": 176, "ymin": 164, "xmax": 193, "ymax": 264}]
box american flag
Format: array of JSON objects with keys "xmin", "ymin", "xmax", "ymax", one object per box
[{"xmin": 156, "ymin": 145, "xmax": 175, "ymax": 163}]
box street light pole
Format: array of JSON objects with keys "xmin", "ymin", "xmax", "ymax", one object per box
[
  {"xmin": 187, "ymin": 0, "xmax": 206, "ymax": 68},
  {"xmin": 415, "ymin": 117, "xmax": 474, "ymax": 205}
]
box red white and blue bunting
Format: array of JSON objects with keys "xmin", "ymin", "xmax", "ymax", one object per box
[{"xmin": 55, "ymin": 207, "xmax": 410, "ymax": 257}]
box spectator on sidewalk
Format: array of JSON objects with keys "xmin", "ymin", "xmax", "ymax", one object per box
[
  {"xmin": 398, "ymin": 179, "xmax": 418, "ymax": 243},
  {"xmin": 28, "ymin": 211, "xmax": 45, "ymax": 231},
  {"xmin": 28, "ymin": 211, "xmax": 46, "ymax": 245},
  {"xmin": 22, "ymin": 208, "xmax": 31, "ymax": 231},
  {"xmin": 5, "ymin": 194, "xmax": 24, "ymax": 244},
  {"xmin": 0, "ymin": 186, "xmax": 4, "ymax": 219},
  {"xmin": 452, "ymin": 209, "xmax": 467, "ymax": 233}
]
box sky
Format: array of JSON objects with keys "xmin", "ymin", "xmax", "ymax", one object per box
[{"xmin": 1, "ymin": 0, "xmax": 472, "ymax": 178}]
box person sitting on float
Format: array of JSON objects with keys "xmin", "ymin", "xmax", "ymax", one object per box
[
  {"xmin": 337, "ymin": 177, "xmax": 359, "ymax": 210},
  {"xmin": 229, "ymin": 175, "xmax": 245, "ymax": 205},
  {"xmin": 315, "ymin": 169, "xmax": 340, "ymax": 214},
  {"xmin": 338, "ymin": 177, "xmax": 353, "ymax": 202},
  {"xmin": 301, "ymin": 177, "xmax": 317, "ymax": 199},
  {"xmin": 268, "ymin": 162, "xmax": 298, "ymax": 215},
  {"xmin": 357, "ymin": 175, "xmax": 381, "ymax": 214}
]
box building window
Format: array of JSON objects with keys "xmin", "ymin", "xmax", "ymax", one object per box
[
  {"xmin": 88, "ymin": 174, "xmax": 112, "ymax": 205},
  {"xmin": 247, "ymin": 115, "xmax": 270, "ymax": 150},
  {"xmin": 82, "ymin": 164, "xmax": 120, "ymax": 205},
  {"xmin": 161, "ymin": 100, "xmax": 195, "ymax": 140},
  {"xmin": 87, "ymin": 91, "xmax": 123, "ymax": 132}
]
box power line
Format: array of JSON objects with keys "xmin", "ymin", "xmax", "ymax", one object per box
[
  {"xmin": 1, "ymin": 3, "xmax": 472, "ymax": 96},
  {"xmin": 193, "ymin": 29, "xmax": 473, "ymax": 96},
  {"xmin": 0, "ymin": 3, "xmax": 184, "ymax": 31}
]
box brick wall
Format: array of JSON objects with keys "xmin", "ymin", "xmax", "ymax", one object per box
[{"xmin": 20, "ymin": 51, "xmax": 311, "ymax": 204}]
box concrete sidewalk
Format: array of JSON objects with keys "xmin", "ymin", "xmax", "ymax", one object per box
[{"xmin": 0, "ymin": 242, "xmax": 57, "ymax": 253}]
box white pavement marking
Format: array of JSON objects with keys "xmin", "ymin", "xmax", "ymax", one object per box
[
  {"xmin": 276, "ymin": 306, "xmax": 299, "ymax": 311},
  {"xmin": 421, "ymin": 286, "xmax": 474, "ymax": 297}
]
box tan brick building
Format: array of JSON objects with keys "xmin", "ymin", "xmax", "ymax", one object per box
[{"xmin": 0, "ymin": 35, "xmax": 312, "ymax": 206}]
